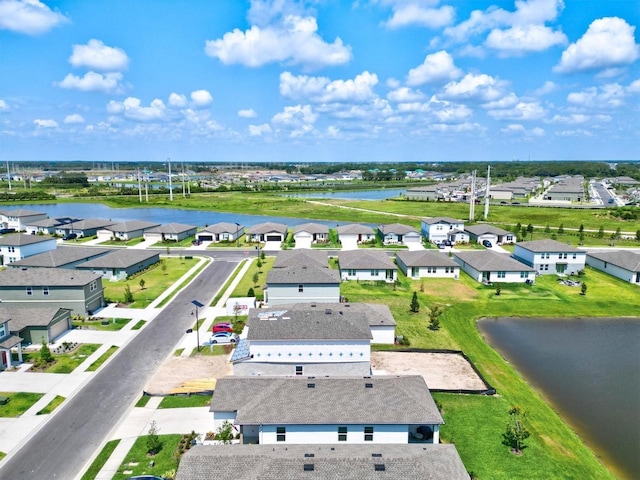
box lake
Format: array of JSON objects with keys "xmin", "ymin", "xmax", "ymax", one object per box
[
  {"xmin": 478, "ymin": 317, "xmax": 640, "ymax": 479},
  {"xmin": 282, "ymin": 187, "xmax": 405, "ymax": 201}
]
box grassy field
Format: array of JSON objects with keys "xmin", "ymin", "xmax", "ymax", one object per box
[
  {"xmin": 112, "ymin": 434, "xmax": 181, "ymax": 480},
  {"xmin": 80, "ymin": 439, "xmax": 120, "ymax": 480},
  {"xmin": 86, "ymin": 346, "xmax": 118, "ymax": 372},
  {"xmin": 157, "ymin": 395, "xmax": 211, "ymax": 409},
  {"xmin": 36, "ymin": 395, "xmax": 65, "ymax": 415},
  {"xmin": 155, "ymin": 256, "xmax": 210, "ymax": 308},
  {"xmin": 230, "ymin": 256, "xmax": 274, "ymax": 301},
  {"xmin": 102, "ymin": 257, "xmax": 198, "ymax": 308},
  {"xmin": 0, "ymin": 392, "xmax": 44, "ymax": 417}
]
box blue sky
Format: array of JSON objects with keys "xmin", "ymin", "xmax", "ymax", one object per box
[{"xmin": 1, "ymin": 0, "xmax": 638, "ymax": 163}]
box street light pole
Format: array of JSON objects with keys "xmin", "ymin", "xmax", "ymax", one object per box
[
  {"xmin": 168, "ymin": 157, "xmax": 173, "ymax": 201},
  {"xmin": 191, "ymin": 300, "xmax": 204, "ymax": 352}
]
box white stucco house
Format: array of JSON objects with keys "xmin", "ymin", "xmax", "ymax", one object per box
[
  {"xmin": 96, "ymin": 220, "xmax": 161, "ymax": 242},
  {"xmin": 143, "ymin": 222, "xmax": 197, "ymax": 242},
  {"xmin": 293, "ymin": 223, "xmax": 329, "ymax": 247},
  {"xmin": 395, "ymin": 251, "xmax": 460, "ymax": 279},
  {"xmin": 421, "ymin": 217, "xmax": 468, "ymax": 245},
  {"xmin": 265, "ymin": 266, "xmax": 341, "ymax": 305},
  {"xmin": 0, "ymin": 209, "xmax": 48, "ymax": 231},
  {"xmin": 0, "ymin": 234, "xmax": 57, "ymax": 266},
  {"xmin": 338, "ymin": 250, "xmax": 397, "ymax": 282},
  {"xmin": 586, "ymin": 250, "xmax": 640, "ymax": 285},
  {"xmin": 246, "ymin": 222, "xmax": 288, "ymax": 243},
  {"xmin": 377, "ymin": 223, "xmax": 422, "ymax": 246},
  {"xmin": 24, "ymin": 217, "xmax": 79, "ymax": 235},
  {"xmin": 55, "ymin": 219, "xmax": 115, "ymax": 238},
  {"xmin": 453, "ymin": 250, "xmax": 535, "ymax": 283},
  {"xmin": 210, "ymin": 375, "xmax": 444, "ymax": 446},
  {"xmin": 513, "ymin": 239, "xmax": 586, "ymax": 275},
  {"xmin": 196, "ymin": 222, "xmax": 245, "ymax": 243},
  {"xmin": 337, "ymin": 224, "xmax": 376, "ymax": 246},
  {"xmin": 464, "ymin": 224, "xmax": 516, "ymax": 245}
]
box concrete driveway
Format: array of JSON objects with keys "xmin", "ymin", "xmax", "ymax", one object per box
[
  {"xmin": 406, "ymin": 242, "xmax": 425, "ymax": 251},
  {"xmin": 263, "ymin": 241, "xmax": 282, "ymax": 251},
  {"xmin": 340, "ymin": 238, "xmax": 358, "ymax": 250},
  {"xmin": 294, "ymin": 237, "xmax": 312, "ymax": 249}
]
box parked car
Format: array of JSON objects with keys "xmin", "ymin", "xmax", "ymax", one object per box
[
  {"xmin": 443, "ymin": 240, "xmax": 452, "ymax": 247},
  {"xmin": 210, "ymin": 332, "xmax": 238, "ymax": 344},
  {"xmin": 212, "ymin": 322, "xmax": 233, "ymax": 333},
  {"xmin": 0, "ymin": 228, "xmax": 15, "ymax": 234},
  {"xmin": 192, "ymin": 238, "xmax": 203, "ymax": 245},
  {"xmin": 62, "ymin": 233, "xmax": 77, "ymax": 241},
  {"xmin": 482, "ymin": 240, "xmax": 493, "ymax": 248}
]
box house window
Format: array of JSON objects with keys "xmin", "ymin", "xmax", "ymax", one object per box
[
  {"xmin": 298, "ymin": 284, "xmax": 304, "ymax": 293},
  {"xmin": 544, "ymin": 264, "xmax": 549, "ymax": 271},
  {"xmin": 8, "ymin": 246, "xmax": 15, "ymax": 253},
  {"xmin": 411, "ymin": 267, "xmax": 419, "ymax": 277},
  {"xmin": 276, "ymin": 427, "xmax": 286, "ymax": 442},
  {"xmin": 42, "ymin": 286, "xmax": 49, "ymax": 296},
  {"xmin": 445, "ymin": 267, "xmax": 452, "ymax": 273},
  {"xmin": 90, "ymin": 280, "xmax": 97, "ymax": 292},
  {"xmin": 572, "ymin": 253, "xmax": 577, "ymax": 259},
  {"xmin": 520, "ymin": 272, "xmax": 528, "ymax": 278},
  {"xmin": 338, "ymin": 426, "xmax": 347, "ymax": 442},
  {"xmin": 0, "ymin": 323, "xmax": 6, "ymax": 338},
  {"xmin": 26, "ymin": 287, "xmax": 33, "ymax": 296},
  {"xmin": 364, "ymin": 426, "xmax": 374, "ymax": 441},
  {"xmin": 348, "ymin": 269, "xmax": 356, "ymax": 276},
  {"xmin": 371, "ymin": 269, "xmax": 379, "ymax": 276},
  {"xmin": 295, "ymin": 365, "xmax": 303, "ymax": 376},
  {"xmin": 497, "ymin": 271, "xmax": 506, "ymax": 279}
]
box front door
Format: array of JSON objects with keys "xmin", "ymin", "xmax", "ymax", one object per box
[
  {"xmin": 636, "ymin": 272, "xmax": 640, "ymax": 283},
  {"xmin": 557, "ymin": 264, "xmax": 567, "ymax": 274},
  {"xmin": 386, "ymin": 269, "xmax": 394, "ymax": 280},
  {"xmin": 483, "ymin": 272, "xmax": 490, "ymax": 282}
]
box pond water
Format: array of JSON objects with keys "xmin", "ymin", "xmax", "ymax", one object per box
[
  {"xmin": 282, "ymin": 187, "xmax": 405, "ymax": 201},
  {"xmin": 478, "ymin": 317, "xmax": 640, "ymax": 479}
]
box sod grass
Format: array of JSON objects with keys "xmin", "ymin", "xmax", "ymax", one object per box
[
  {"xmin": 157, "ymin": 395, "xmax": 211, "ymax": 409},
  {"xmin": 86, "ymin": 346, "xmax": 118, "ymax": 372},
  {"xmin": 72, "ymin": 317, "xmax": 130, "ymax": 331},
  {"xmin": 0, "ymin": 392, "xmax": 44, "ymax": 417},
  {"xmin": 112, "ymin": 434, "xmax": 181, "ymax": 480},
  {"xmin": 18, "ymin": 344, "xmax": 101, "ymax": 373},
  {"xmin": 36, "ymin": 395, "xmax": 65, "ymax": 415},
  {"xmin": 230, "ymin": 256, "xmax": 274, "ymax": 301},
  {"xmin": 135, "ymin": 395, "xmax": 151, "ymax": 408},
  {"xmin": 80, "ymin": 439, "xmax": 120, "ymax": 480}
]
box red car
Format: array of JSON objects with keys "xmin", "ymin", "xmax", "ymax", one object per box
[{"xmin": 212, "ymin": 322, "xmax": 233, "ymax": 333}]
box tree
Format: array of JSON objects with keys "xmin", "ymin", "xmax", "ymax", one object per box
[
  {"xmin": 428, "ymin": 305, "xmax": 443, "ymax": 331},
  {"xmin": 495, "ymin": 283, "xmax": 502, "ymax": 296},
  {"xmin": 614, "ymin": 227, "xmax": 621, "ymax": 239},
  {"xmin": 579, "ymin": 224, "xmax": 584, "ymax": 234},
  {"xmin": 260, "ymin": 250, "xmax": 265, "ymax": 260},
  {"xmin": 247, "ymin": 287, "xmax": 255, "ymax": 297},
  {"xmin": 123, "ymin": 284, "xmax": 134, "ymax": 303},
  {"xmin": 544, "ymin": 224, "xmax": 551, "ymax": 233},
  {"xmin": 581, "ymin": 283, "xmax": 587, "ymax": 296},
  {"xmin": 146, "ymin": 420, "xmax": 162, "ymax": 455},
  {"xmin": 215, "ymin": 420, "xmax": 235, "ymax": 444},
  {"xmin": 636, "ymin": 229, "xmax": 640, "ymax": 242},
  {"xmin": 139, "ymin": 278, "xmax": 146, "ymax": 290},
  {"xmin": 410, "ymin": 291, "xmax": 420, "ymax": 313},
  {"xmin": 557, "ymin": 223, "xmax": 564, "ymax": 234},
  {"xmin": 515, "ymin": 222, "xmax": 522, "ymax": 233},
  {"xmin": 256, "ymin": 258, "xmax": 262, "ymax": 269},
  {"xmin": 527, "ymin": 224, "xmax": 534, "ymax": 235},
  {"xmin": 503, "ymin": 405, "xmax": 530, "ymax": 454},
  {"xmin": 578, "ymin": 232, "xmax": 585, "ymax": 245},
  {"xmin": 597, "ymin": 226, "xmax": 605, "ymax": 238},
  {"xmin": 40, "ymin": 340, "xmax": 53, "ymax": 364},
  {"xmin": 161, "ymin": 261, "xmax": 168, "ymax": 275},
  {"xmin": 252, "ymin": 272, "xmax": 259, "ymax": 286}
]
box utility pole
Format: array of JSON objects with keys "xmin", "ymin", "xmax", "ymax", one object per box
[
  {"xmin": 484, "ymin": 165, "xmax": 491, "ymax": 220},
  {"xmin": 469, "ymin": 170, "xmax": 476, "ymax": 221},
  {"xmin": 168, "ymin": 157, "xmax": 173, "ymax": 201},
  {"xmin": 137, "ymin": 169, "xmax": 142, "ymax": 203},
  {"xmin": 181, "ymin": 162, "xmax": 186, "ymax": 197},
  {"xmin": 6, "ymin": 160, "xmax": 11, "ymax": 190},
  {"xmin": 145, "ymin": 168, "xmax": 149, "ymax": 202},
  {"xmin": 186, "ymin": 164, "xmax": 191, "ymax": 196}
]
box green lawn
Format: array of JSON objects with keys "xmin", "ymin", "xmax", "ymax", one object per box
[
  {"xmin": 73, "ymin": 317, "xmax": 131, "ymax": 331},
  {"xmin": 157, "ymin": 395, "xmax": 211, "ymax": 409},
  {"xmin": 113, "ymin": 434, "xmax": 181, "ymax": 480},
  {"xmin": 210, "ymin": 259, "xmax": 246, "ymax": 306},
  {"xmin": 80, "ymin": 439, "xmax": 120, "ymax": 480},
  {"xmin": 135, "ymin": 394, "xmax": 151, "ymax": 408},
  {"xmin": 103, "ymin": 257, "xmax": 198, "ymax": 308},
  {"xmin": 36, "ymin": 395, "xmax": 65, "ymax": 415},
  {"xmin": 18, "ymin": 344, "xmax": 101, "ymax": 373},
  {"xmin": 192, "ymin": 344, "xmax": 230, "ymax": 356},
  {"xmin": 0, "ymin": 392, "xmax": 44, "ymax": 417},
  {"xmin": 131, "ymin": 320, "xmax": 146, "ymax": 330},
  {"xmin": 99, "ymin": 237, "xmax": 146, "ymax": 247},
  {"xmin": 86, "ymin": 346, "xmax": 119, "ymax": 372},
  {"xmin": 156, "ymin": 257, "xmax": 210, "ymax": 308},
  {"xmin": 230, "ymin": 256, "xmax": 274, "ymax": 301}
]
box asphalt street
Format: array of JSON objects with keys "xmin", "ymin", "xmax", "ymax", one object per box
[{"xmin": 0, "ymin": 256, "xmax": 239, "ymax": 480}]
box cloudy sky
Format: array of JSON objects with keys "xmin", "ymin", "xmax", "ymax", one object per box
[{"xmin": 1, "ymin": 0, "xmax": 638, "ymax": 163}]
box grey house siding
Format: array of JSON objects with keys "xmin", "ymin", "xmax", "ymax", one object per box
[
  {"xmin": 266, "ymin": 283, "xmax": 340, "ymax": 305},
  {"xmin": 0, "ymin": 284, "xmax": 104, "ymax": 316},
  {"xmin": 233, "ymin": 361, "xmax": 370, "ymax": 376}
]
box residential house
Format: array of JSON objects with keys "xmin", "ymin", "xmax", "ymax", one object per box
[
  {"xmin": 246, "ymin": 222, "xmax": 288, "ymax": 243},
  {"xmin": 405, "ymin": 185, "xmax": 444, "ymax": 201},
  {"xmin": 464, "ymin": 224, "xmax": 516, "ymax": 245},
  {"xmin": 196, "ymin": 222, "xmax": 245, "ymax": 243},
  {"xmin": 586, "ymin": 250, "xmax": 640, "ymax": 285},
  {"xmin": 3, "ymin": 306, "xmax": 72, "ymax": 344},
  {"xmin": 177, "ymin": 444, "xmax": 470, "ymax": 480},
  {"xmin": 421, "ymin": 217, "xmax": 468, "ymax": 245},
  {"xmin": 338, "ymin": 250, "xmax": 397, "ymax": 282},
  {"xmin": 453, "ymin": 250, "xmax": 535, "ymax": 283},
  {"xmin": 211, "ymin": 375, "xmax": 444, "ymax": 445},
  {"xmin": 231, "ymin": 304, "xmax": 373, "ymax": 376},
  {"xmin": 514, "ymin": 239, "xmax": 586, "ymax": 275},
  {"xmin": 75, "ymin": 249, "xmax": 160, "ymax": 281},
  {"xmin": 24, "ymin": 217, "xmax": 79, "ymax": 235},
  {"xmin": 0, "ymin": 317, "xmax": 23, "ymax": 370},
  {"xmin": 336, "ymin": 224, "xmax": 376, "ymax": 246},
  {"xmin": 96, "ymin": 220, "xmax": 161, "ymax": 242},
  {"xmin": 55, "ymin": 218, "xmax": 115, "ymax": 238},
  {"xmin": 0, "ymin": 209, "xmax": 48, "ymax": 231},
  {"xmin": 0, "ymin": 268, "xmax": 104, "ymax": 316},
  {"xmin": 293, "ymin": 223, "xmax": 329, "ymax": 246},
  {"xmin": 273, "ymin": 249, "xmax": 329, "ymax": 269},
  {"xmin": 143, "ymin": 222, "xmax": 197, "ymax": 242},
  {"xmin": 9, "ymin": 246, "xmax": 111, "ymax": 270},
  {"xmin": 377, "ymin": 224, "xmax": 422, "ymax": 246},
  {"xmin": 0, "ymin": 234, "xmax": 57, "ymax": 266},
  {"xmin": 265, "ymin": 267, "xmax": 341, "ymax": 305},
  {"xmin": 395, "ymin": 251, "xmax": 459, "ymax": 279},
  {"xmin": 544, "ymin": 176, "xmax": 584, "ymax": 202}
]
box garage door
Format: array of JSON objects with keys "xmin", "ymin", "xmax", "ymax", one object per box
[
  {"xmin": 198, "ymin": 235, "xmax": 213, "ymax": 241},
  {"xmin": 266, "ymin": 235, "xmax": 282, "ymax": 241},
  {"xmin": 49, "ymin": 316, "xmax": 70, "ymax": 341}
]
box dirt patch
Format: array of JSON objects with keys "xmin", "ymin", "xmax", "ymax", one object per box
[
  {"xmin": 371, "ymin": 351, "xmax": 487, "ymax": 391},
  {"xmin": 144, "ymin": 355, "xmax": 232, "ymax": 395}
]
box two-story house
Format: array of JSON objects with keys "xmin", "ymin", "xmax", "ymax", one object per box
[
  {"xmin": 0, "ymin": 209, "xmax": 48, "ymax": 231},
  {"xmin": 338, "ymin": 250, "xmax": 397, "ymax": 282},
  {"xmin": 453, "ymin": 250, "xmax": 535, "ymax": 284},
  {"xmin": 421, "ymin": 217, "xmax": 468, "ymax": 245},
  {"xmin": 0, "ymin": 316, "xmax": 23, "ymax": 370},
  {"xmin": 514, "ymin": 239, "xmax": 586, "ymax": 275},
  {"xmin": 0, "ymin": 234, "xmax": 57, "ymax": 266}
]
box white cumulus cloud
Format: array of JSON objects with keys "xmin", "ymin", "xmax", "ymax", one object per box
[
  {"xmin": 486, "ymin": 25, "xmax": 567, "ymax": 56},
  {"xmin": 441, "ymin": 73, "xmax": 507, "ymax": 103},
  {"xmin": 205, "ymin": 15, "xmax": 351, "ymax": 69},
  {"xmin": 488, "ymin": 102, "xmax": 546, "ymax": 120},
  {"xmin": 387, "ymin": 87, "xmax": 425, "ymax": 103},
  {"xmin": 34, "ymin": 118, "xmax": 58, "ymax": 128},
  {"xmin": 107, "ymin": 97, "xmax": 167, "ymax": 122},
  {"xmin": 168, "ymin": 93, "xmax": 188, "ymax": 108},
  {"xmin": 406, "ymin": 50, "xmax": 463, "ymax": 86},
  {"xmin": 57, "ymin": 71, "xmax": 124, "ymax": 93},
  {"xmin": 567, "ymin": 84, "xmax": 626, "ymax": 108},
  {"xmin": 238, "ymin": 109, "xmax": 257, "ymax": 118},
  {"xmin": 0, "ymin": 0, "xmax": 67, "ymax": 35},
  {"xmin": 0, "ymin": 99, "xmax": 9, "ymax": 112},
  {"xmin": 272, "ymin": 104, "xmax": 317, "ymax": 127},
  {"xmin": 190, "ymin": 90, "xmax": 213, "ymax": 108},
  {"xmin": 280, "ymin": 71, "xmax": 378, "ymax": 103},
  {"xmin": 249, "ymin": 123, "xmax": 271, "ymax": 136},
  {"xmin": 69, "ymin": 39, "xmax": 129, "ymax": 71},
  {"xmin": 555, "ymin": 17, "xmax": 640, "ymax": 74},
  {"xmin": 63, "ymin": 113, "xmax": 85, "ymax": 124},
  {"xmin": 383, "ymin": 1, "xmax": 455, "ymax": 29}
]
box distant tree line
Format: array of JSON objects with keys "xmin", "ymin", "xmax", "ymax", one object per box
[{"xmin": 40, "ymin": 172, "xmax": 89, "ymax": 187}]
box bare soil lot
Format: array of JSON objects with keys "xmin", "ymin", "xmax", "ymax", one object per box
[
  {"xmin": 371, "ymin": 351, "xmax": 487, "ymax": 391},
  {"xmin": 144, "ymin": 355, "xmax": 232, "ymax": 395}
]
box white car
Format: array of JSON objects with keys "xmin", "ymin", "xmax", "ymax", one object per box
[{"xmin": 209, "ymin": 332, "xmax": 238, "ymax": 344}]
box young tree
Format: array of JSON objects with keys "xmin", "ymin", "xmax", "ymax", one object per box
[
  {"xmin": 503, "ymin": 405, "xmax": 530, "ymax": 455},
  {"xmin": 527, "ymin": 224, "xmax": 534, "ymax": 236},
  {"xmin": 247, "ymin": 287, "xmax": 255, "ymax": 297},
  {"xmin": 146, "ymin": 420, "xmax": 162, "ymax": 455},
  {"xmin": 579, "ymin": 224, "xmax": 584, "ymax": 234},
  {"xmin": 252, "ymin": 272, "xmax": 259, "ymax": 286},
  {"xmin": 578, "ymin": 232, "xmax": 585, "ymax": 245},
  {"xmin": 260, "ymin": 250, "xmax": 265, "ymax": 260},
  {"xmin": 581, "ymin": 283, "xmax": 587, "ymax": 296},
  {"xmin": 161, "ymin": 261, "xmax": 168, "ymax": 275},
  {"xmin": 544, "ymin": 224, "xmax": 551, "ymax": 233},
  {"xmin": 515, "ymin": 222, "xmax": 522, "ymax": 233},
  {"xmin": 40, "ymin": 340, "xmax": 53, "ymax": 364},
  {"xmin": 557, "ymin": 223, "xmax": 564, "ymax": 234},
  {"xmin": 428, "ymin": 305, "xmax": 443, "ymax": 331},
  {"xmin": 139, "ymin": 278, "xmax": 146, "ymax": 290},
  {"xmin": 256, "ymin": 258, "xmax": 262, "ymax": 269},
  {"xmin": 215, "ymin": 420, "xmax": 235, "ymax": 444},
  {"xmin": 636, "ymin": 229, "xmax": 640, "ymax": 242},
  {"xmin": 123, "ymin": 284, "xmax": 134, "ymax": 303},
  {"xmin": 597, "ymin": 226, "xmax": 605, "ymax": 238},
  {"xmin": 410, "ymin": 291, "xmax": 420, "ymax": 313},
  {"xmin": 614, "ymin": 227, "xmax": 621, "ymax": 239},
  {"xmin": 495, "ymin": 283, "xmax": 502, "ymax": 296}
]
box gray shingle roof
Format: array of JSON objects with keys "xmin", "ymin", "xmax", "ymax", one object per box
[
  {"xmin": 246, "ymin": 222, "xmax": 288, "ymax": 235},
  {"xmin": 65, "ymin": 218, "xmax": 115, "ymax": 230},
  {"xmin": 212, "ymin": 375, "xmax": 443, "ymax": 425},
  {"xmin": 8, "ymin": 247, "xmax": 111, "ymax": 268},
  {"xmin": 396, "ymin": 250, "xmax": 459, "ymax": 268},
  {"xmin": 267, "ymin": 266, "xmax": 340, "ymax": 284},
  {"xmin": 337, "ymin": 224, "xmax": 375, "ymax": 235},
  {"xmin": 144, "ymin": 222, "xmax": 196, "ymax": 234},
  {"xmin": 453, "ymin": 251, "xmax": 535, "ymax": 272},
  {"xmin": 3, "ymin": 306, "xmax": 69, "ymax": 331},
  {"xmin": 421, "ymin": 217, "xmax": 464, "ymax": 225},
  {"xmin": 76, "ymin": 249, "xmax": 159, "ymax": 269},
  {"xmin": 587, "ymin": 250, "xmax": 640, "ymax": 271},
  {"xmin": 246, "ymin": 306, "xmax": 373, "ymax": 341},
  {"xmin": 338, "ymin": 250, "xmax": 396, "ymax": 270},
  {"xmin": 294, "ymin": 222, "xmax": 329, "ymax": 234},
  {"xmin": 0, "ymin": 233, "xmax": 56, "ymax": 246},
  {"xmin": 105, "ymin": 220, "xmax": 160, "ymax": 232},
  {"xmin": 273, "ymin": 249, "xmax": 329, "ymax": 269},
  {"xmin": 0, "ymin": 268, "xmax": 101, "ymax": 286},
  {"xmin": 269, "ymin": 302, "xmax": 396, "ymax": 327},
  {"xmin": 24, "ymin": 217, "xmax": 78, "ymax": 228},
  {"xmin": 464, "ymin": 224, "xmax": 511, "ymax": 236},
  {"xmin": 378, "ymin": 223, "xmax": 419, "ymax": 235},
  {"xmin": 177, "ymin": 444, "xmax": 470, "ymax": 480},
  {"xmin": 0, "ymin": 209, "xmax": 46, "ymax": 218},
  {"xmin": 200, "ymin": 222, "xmax": 245, "ymax": 234},
  {"xmin": 516, "ymin": 239, "xmax": 583, "ymax": 253}
]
